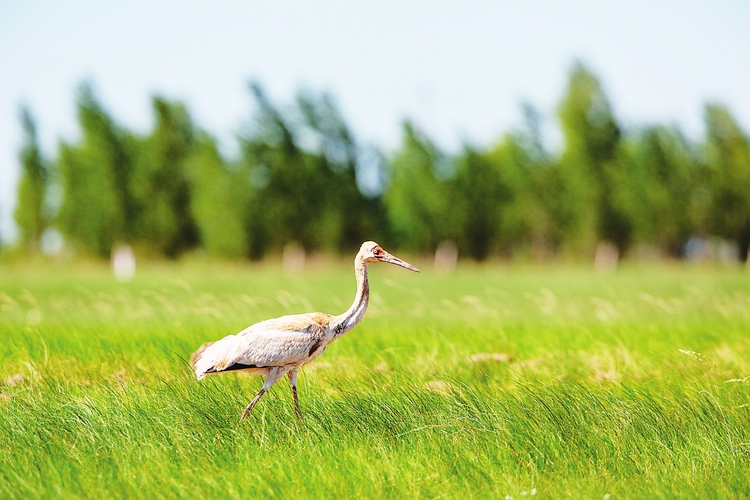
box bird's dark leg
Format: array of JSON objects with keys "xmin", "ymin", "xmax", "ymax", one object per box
[
  {"xmin": 240, "ymin": 388, "xmax": 266, "ymax": 422},
  {"xmin": 239, "ymin": 368, "xmax": 284, "ymax": 424},
  {"xmin": 287, "ymin": 369, "xmax": 302, "ymax": 419}
]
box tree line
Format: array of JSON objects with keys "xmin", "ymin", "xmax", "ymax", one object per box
[{"xmin": 10, "ymin": 63, "xmax": 750, "ymax": 263}]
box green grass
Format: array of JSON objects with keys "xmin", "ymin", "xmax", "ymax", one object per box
[{"xmin": 1, "ymin": 260, "xmax": 750, "ymax": 498}]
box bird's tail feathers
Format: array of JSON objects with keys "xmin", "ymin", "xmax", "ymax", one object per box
[
  {"xmin": 192, "ymin": 334, "xmax": 241, "ymax": 380},
  {"xmin": 191, "ymin": 341, "xmax": 215, "ymax": 379}
]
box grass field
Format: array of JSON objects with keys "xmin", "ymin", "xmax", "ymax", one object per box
[{"xmin": 1, "ymin": 259, "xmax": 750, "ymax": 498}]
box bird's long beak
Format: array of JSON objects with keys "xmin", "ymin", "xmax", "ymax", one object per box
[{"xmin": 379, "ymin": 252, "xmax": 420, "ymax": 272}]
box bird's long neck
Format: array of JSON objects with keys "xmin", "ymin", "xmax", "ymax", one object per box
[{"xmin": 331, "ymin": 259, "xmax": 369, "ymax": 339}]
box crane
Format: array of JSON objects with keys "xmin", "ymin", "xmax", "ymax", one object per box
[{"xmin": 191, "ymin": 241, "xmax": 419, "ymax": 422}]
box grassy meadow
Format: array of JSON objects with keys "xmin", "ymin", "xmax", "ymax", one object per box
[{"xmin": 1, "ymin": 259, "xmax": 750, "ymax": 498}]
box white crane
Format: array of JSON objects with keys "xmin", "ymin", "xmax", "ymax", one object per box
[{"xmin": 192, "ymin": 241, "xmax": 419, "ymax": 422}]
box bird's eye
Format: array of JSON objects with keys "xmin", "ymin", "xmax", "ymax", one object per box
[{"xmin": 373, "ymin": 247, "xmax": 383, "ymax": 256}]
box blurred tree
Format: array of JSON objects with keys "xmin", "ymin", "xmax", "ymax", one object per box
[
  {"xmin": 557, "ymin": 62, "xmax": 625, "ymax": 255},
  {"xmin": 704, "ymin": 104, "xmax": 750, "ymax": 262},
  {"xmin": 486, "ymin": 132, "xmax": 557, "ymax": 258},
  {"xmin": 452, "ymin": 146, "xmax": 505, "ymax": 260},
  {"xmin": 239, "ymin": 83, "xmax": 387, "ymax": 258},
  {"xmin": 57, "ymin": 84, "xmax": 136, "ymax": 257},
  {"xmin": 385, "ymin": 121, "xmax": 450, "ymax": 253},
  {"xmin": 297, "ymin": 90, "xmax": 388, "ymax": 252},
  {"xmin": 131, "ymin": 97, "xmax": 199, "ymax": 257},
  {"xmin": 240, "ymin": 83, "xmax": 330, "ymax": 257},
  {"xmin": 13, "ymin": 106, "xmax": 49, "ymax": 252},
  {"xmin": 186, "ymin": 133, "xmax": 248, "ymax": 258},
  {"xmin": 613, "ymin": 126, "xmax": 697, "ymax": 256}
]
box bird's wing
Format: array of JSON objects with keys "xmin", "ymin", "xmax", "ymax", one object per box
[
  {"xmin": 238, "ymin": 312, "xmax": 332, "ymax": 336},
  {"xmin": 234, "ymin": 327, "xmax": 324, "ymax": 366},
  {"xmin": 194, "ymin": 313, "xmax": 332, "ymax": 378}
]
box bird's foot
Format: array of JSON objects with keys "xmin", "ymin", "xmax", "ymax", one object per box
[{"xmin": 239, "ymin": 405, "xmax": 253, "ymax": 424}]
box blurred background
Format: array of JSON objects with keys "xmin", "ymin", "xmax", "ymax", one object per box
[{"xmin": 2, "ymin": 1, "xmax": 749, "ymax": 265}]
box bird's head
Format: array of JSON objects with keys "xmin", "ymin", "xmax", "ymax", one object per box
[{"xmin": 359, "ymin": 241, "xmax": 419, "ymax": 272}]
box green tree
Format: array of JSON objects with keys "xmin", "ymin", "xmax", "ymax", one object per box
[
  {"xmin": 613, "ymin": 126, "xmax": 697, "ymax": 256},
  {"xmin": 57, "ymin": 84, "xmax": 136, "ymax": 256},
  {"xmin": 451, "ymin": 147, "xmax": 504, "ymax": 260},
  {"xmin": 13, "ymin": 106, "xmax": 48, "ymax": 252},
  {"xmin": 131, "ymin": 97, "xmax": 198, "ymax": 257},
  {"xmin": 384, "ymin": 122, "xmax": 450, "ymax": 253},
  {"xmin": 557, "ymin": 63, "xmax": 624, "ymax": 255},
  {"xmin": 239, "ymin": 83, "xmax": 387, "ymax": 258},
  {"xmin": 296, "ymin": 90, "xmax": 387, "ymax": 252},
  {"xmin": 239, "ymin": 83, "xmax": 321, "ymax": 257},
  {"xmin": 486, "ymin": 126, "xmax": 557, "ymax": 258},
  {"xmin": 186, "ymin": 133, "xmax": 249, "ymax": 258},
  {"xmin": 704, "ymin": 104, "xmax": 750, "ymax": 261}
]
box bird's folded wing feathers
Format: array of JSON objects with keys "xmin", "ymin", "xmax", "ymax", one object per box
[
  {"xmin": 233, "ymin": 328, "xmax": 320, "ymax": 366},
  {"xmin": 194, "ymin": 328, "xmax": 321, "ymax": 376},
  {"xmin": 237, "ymin": 313, "xmax": 331, "ymax": 337}
]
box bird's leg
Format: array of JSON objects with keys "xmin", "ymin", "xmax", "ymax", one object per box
[
  {"xmin": 239, "ymin": 368, "xmax": 284, "ymax": 423},
  {"xmin": 240, "ymin": 388, "xmax": 266, "ymax": 422},
  {"xmin": 287, "ymin": 370, "xmax": 302, "ymax": 419}
]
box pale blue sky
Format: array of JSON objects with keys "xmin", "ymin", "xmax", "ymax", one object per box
[{"xmin": 1, "ymin": 1, "xmax": 749, "ymax": 241}]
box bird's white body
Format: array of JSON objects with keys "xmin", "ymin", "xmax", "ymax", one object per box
[
  {"xmin": 192, "ymin": 241, "xmax": 418, "ymax": 421},
  {"xmin": 194, "ymin": 312, "xmax": 341, "ymax": 380}
]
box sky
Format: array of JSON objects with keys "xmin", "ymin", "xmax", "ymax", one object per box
[{"xmin": 1, "ymin": 0, "xmax": 749, "ymax": 242}]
